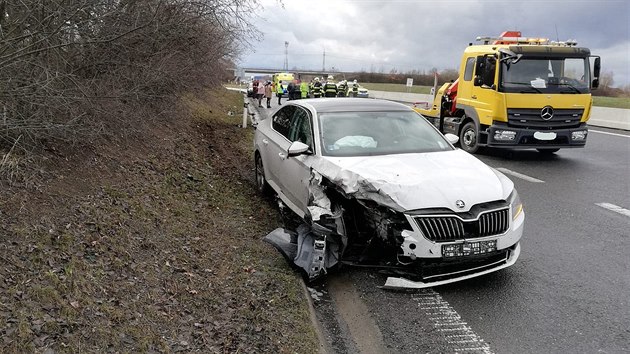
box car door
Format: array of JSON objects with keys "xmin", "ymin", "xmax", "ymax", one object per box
[
  {"xmin": 280, "ymin": 106, "xmax": 315, "ymax": 215},
  {"xmin": 265, "ymin": 105, "xmax": 296, "ymax": 195}
]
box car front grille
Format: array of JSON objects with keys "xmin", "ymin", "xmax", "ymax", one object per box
[
  {"xmin": 414, "ymin": 208, "xmax": 510, "ymax": 242},
  {"xmin": 507, "ymin": 108, "xmax": 583, "ymax": 129}
]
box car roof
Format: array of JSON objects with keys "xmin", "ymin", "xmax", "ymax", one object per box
[{"xmin": 293, "ymin": 98, "xmax": 411, "ymax": 113}]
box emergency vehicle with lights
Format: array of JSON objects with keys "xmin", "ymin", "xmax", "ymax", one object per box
[{"xmin": 415, "ymin": 31, "xmax": 601, "ymax": 154}]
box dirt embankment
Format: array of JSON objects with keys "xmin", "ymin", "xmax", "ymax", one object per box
[{"xmin": 0, "ymin": 89, "xmax": 318, "ymax": 353}]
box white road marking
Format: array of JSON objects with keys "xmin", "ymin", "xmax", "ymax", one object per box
[
  {"xmin": 496, "ymin": 167, "xmax": 545, "ymax": 183},
  {"xmin": 595, "ymin": 203, "xmax": 630, "ymax": 218},
  {"xmin": 590, "ymin": 130, "xmax": 630, "ymax": 138},
  {"xmin": 412, "ymin": 289, "xmax": 494, "ymax": 354}
]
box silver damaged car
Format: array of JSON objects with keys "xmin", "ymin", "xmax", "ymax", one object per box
[{"xmin": 254, "ymin": 98, "xmax": 524, "ymax": 289}]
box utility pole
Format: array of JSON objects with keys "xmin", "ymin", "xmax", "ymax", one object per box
[
  {"xmin": 283, "ymin": 41, "xmax": 289, "ymax": 71},
  {"xmin": 322, "ymin": 48, "xmax": 326, "ymax": 72}
]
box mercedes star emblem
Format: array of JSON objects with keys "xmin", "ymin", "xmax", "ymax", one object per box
[
  {"xmin": 455, "ymin": 200, "xmax": 465, "ymax": 209},
  {"xmin": 541, "ymin": 106, "xmax": 554, "ymax": 121}
]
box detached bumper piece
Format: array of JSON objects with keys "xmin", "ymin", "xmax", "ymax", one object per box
[
  {"xmin": 382, "ymin": 243, "xmax": 520, "ymax": 290},
  {"xmin": 264, "ymin": 223, "xmax": 340, "ymax": 281}
]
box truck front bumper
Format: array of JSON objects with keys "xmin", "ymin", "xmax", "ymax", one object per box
[{"xmin": 486, "ymin": 122, "xmax": 588, "ymax": 149}]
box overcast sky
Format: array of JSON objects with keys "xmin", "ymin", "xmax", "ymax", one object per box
[{"xmin": 240, "ymin": 0, "xmax": 630, "ymax": 87}]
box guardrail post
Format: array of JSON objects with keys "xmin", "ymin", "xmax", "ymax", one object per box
[{"xmin": 242, "ymin": 96, "xmax": 249, "ymax": 128}]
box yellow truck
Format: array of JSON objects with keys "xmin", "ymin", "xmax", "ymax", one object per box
[{"xmin": 415, "ymin": 31, "xmax": 601, "ymax": 154}]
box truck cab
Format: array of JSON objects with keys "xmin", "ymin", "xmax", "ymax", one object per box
[{"xmin": 417, "ymin": 32, "xmax": 601, "ymax": 154}]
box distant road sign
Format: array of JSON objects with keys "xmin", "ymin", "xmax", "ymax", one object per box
[{"xmin": 406, "ymin": 78, "xmax": 413, "ymax": 87}]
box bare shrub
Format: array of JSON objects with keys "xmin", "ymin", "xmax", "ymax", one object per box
[{"xmin": 0, "ymin": 0, "xmax": 259, "ymax": 152}]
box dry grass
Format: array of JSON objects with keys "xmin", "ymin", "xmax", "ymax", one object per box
[{"xmin": 0, "ymin": 89, "xmax": 319, "ymax": 353}]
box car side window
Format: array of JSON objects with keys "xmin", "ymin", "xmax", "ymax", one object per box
[
  {"xmin": 272, "ymin": 105, "xmax": 296, "ymax": 139},
  {"xmin": 288, "ymin": 108, "xmax": 314, "ymax": 150}
]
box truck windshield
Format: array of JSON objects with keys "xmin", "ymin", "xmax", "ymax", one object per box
[{"xmin": 500, "ymin": 57, "xmax": 590, "ymax": 94}]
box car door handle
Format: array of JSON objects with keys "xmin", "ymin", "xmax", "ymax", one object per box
[
  {"xmin": 262, "ymin": 139, "xmax": 269, "ymax": 145},
  {"xmin": 278, "ymin": 152, "xmax": 286, "ymax": 160},
  {"xmin": 471, "ymin": 95, "xmax": 477, "ymax": 99}
]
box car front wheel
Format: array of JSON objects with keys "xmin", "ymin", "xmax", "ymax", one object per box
[
  {"xmin": 460, "ymin": 121, "xmax": 479, "ymax": 154},
  {"xmin": 255, "ymin": 153, "xmax": 271, "ymax": 195}
]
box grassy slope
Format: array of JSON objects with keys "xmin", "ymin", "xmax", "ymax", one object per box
[
  {"xmin": 0, "ymin": 89, "xmax": 318, "ymax": 353},
  {"xmin": 362, "ymin": 82, "xmax": 629, "ymax": 108}
]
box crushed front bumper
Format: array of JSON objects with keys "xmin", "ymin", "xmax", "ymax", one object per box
[{"xmin": 383, "ymin": 243, "xmax": 520, "ymax": 289}]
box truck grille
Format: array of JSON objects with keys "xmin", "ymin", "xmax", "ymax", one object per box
[
  {"xmin": 507, "ymin": 108, "xmax": 583, "ymax": 129},
  {"xmin": 415, "ymin": 208, "xmax": 510, "ymax": 242}
]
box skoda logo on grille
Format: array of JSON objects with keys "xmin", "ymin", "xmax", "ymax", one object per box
[
  {"xmin": 541, "ymin": 106, "xmax": 554, "ymax": 121},
  {"xmin": 455, "ymin": 200, "xmax": 465, "ymax": 209}
]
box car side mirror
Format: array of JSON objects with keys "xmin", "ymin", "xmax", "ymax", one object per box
[
  {"xmin": 288, "ymin": 141, "xmax": 310, "ymax": 156},
  {"xmin": 445, "ymin": 133, "xmax": 459, "ymax": 145}
]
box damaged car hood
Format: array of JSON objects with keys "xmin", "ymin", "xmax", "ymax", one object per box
[{"xmin": 311, "ymin": 149, "xmax": 513, "ymax": 212}]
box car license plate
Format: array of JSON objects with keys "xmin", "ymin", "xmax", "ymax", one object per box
[
  {"xmin": 442, "ymin": 240, "xmax": 497, "ymax": 258},
  {"xmin": 533, "ymin": 131, "xmax": 557, "ymax": 141}
]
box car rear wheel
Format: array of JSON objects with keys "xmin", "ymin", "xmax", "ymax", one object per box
[
  {"xmin": 536, "ymin": 148, "xmax": 560, "ymax": 155},
  {"xmin": 255, "ymin": 153, "xmax": 271, "ymax": 195},
  {"xmin": 459, "ymin": 121, "xmax": 479, "ymax": 154}
]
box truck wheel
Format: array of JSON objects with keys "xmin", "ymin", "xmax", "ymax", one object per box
[
  {"xmin": 459, "ymin": 122, "xmax": 479, "ymax": 153},
  {"xmin": 255, "ymin": 153, "xmax": 272, "ymax": 196},
  {"xmin": 536, "ymin": 148, "xmax": 560, "ymax": 155}
]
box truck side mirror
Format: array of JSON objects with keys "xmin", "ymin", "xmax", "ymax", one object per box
[
  {"xmin": 474, "ymin": 56, "xmax": 485, "ymax": 86},
  {"xmin": 591, "ymin": 78, "xmax": 599, "ymax": 89},
  {"xmin": 593, "ymin": 57, "xmax": 601, "ymax": 77},
  {"xmin": 592, "ymin": 56, "xmax": 601, "ymax": 89}
]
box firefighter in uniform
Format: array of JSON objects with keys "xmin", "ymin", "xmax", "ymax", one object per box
[
  {"xmin": 349, "ymin": 79, "xmax": 359, "ymax": 97},
  {"xmin": 311, "ymin": 77, "xmax": 323, "ymax": 98},
  {"xmin": 337, "ymin": 80, "xmax": 348, "ymax": 97},
  {"xmin": 324, "ymin": 75, "xmax": 337, "ymax": 98}
]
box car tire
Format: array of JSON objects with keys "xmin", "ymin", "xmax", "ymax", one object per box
[
  {"xmin": 459, "ymin": 121, "xmax": 479, "ymax": 154},
  {"xmin": 536, "ymin": 148, "xmax": 560, "ymax": 155},
  {"xmin": 255, "ymin": 153, "xmax": 271, "ymax": 196}
]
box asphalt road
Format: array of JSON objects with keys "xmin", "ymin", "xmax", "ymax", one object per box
[
  {"xmin": 327, "ymin": 128, "xmax": 630, "ymax": 354},
  {"xmin": 249, "ymin": 95, "xmax": 630, "ymax": 353}
]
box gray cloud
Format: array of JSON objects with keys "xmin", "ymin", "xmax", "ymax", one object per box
[{"xmin": 242, "ymin": 0, "xmax": 629, "ymax": 87}]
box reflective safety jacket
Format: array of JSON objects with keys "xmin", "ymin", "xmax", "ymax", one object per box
[
  {"xmin": 324, "ymin": 82, "xmax": 337, "ymax": 95},
  {"xmin": 312, "ymin": 82, "xmax": 323, "ymax": 95},
  {"xmin": 338, "ymin": 83, "xmax": 347, "ymax": 94},
  {"xmin": 300, "ymin": 82, "xmax": 309, "ymax": 98},
  {"xmin": 276, "ymin": 83, "xmax": 284, "ymax": 94}
]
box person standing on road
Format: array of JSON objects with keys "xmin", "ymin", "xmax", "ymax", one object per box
[
  {"xmin": 300, "ymin": 80, "xmax": 309, "ymax": 99},
  {"xmin": 337, "ymin": 80, "xmax": 348, "ymax": 97},
  {"xmin": 276, "ymin": 80, "xmax": 284, "ymax": 105},
  {"xmin": 311, "ymin": 77, "xmax": 323, "ymax": 98},
  {"xmin": 256, "ymin": 81, "xmax": 265, "ymax": 107},
  {"xmin": 287, "ymin": 80, "xmax": 296, "ymax": 100},
  {"xmin": 324, "ymin": 75, "xmax": 337, "ymax": 97},
  {"xmin": 264, "ymin": 81, "xmax": 272, "ymax": 108},
  {"xmin": 349, "ymin": 79, "xmax": 359, "ymax": 97}
]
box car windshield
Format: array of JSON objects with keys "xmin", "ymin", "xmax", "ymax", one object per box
[
  {"xmin": 318, "ymin": 111, "xmax": 453, "ymax": 156},
  {"xmin": 500, "ymin": 57, "xmax": 590, "ymax": 94}
]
